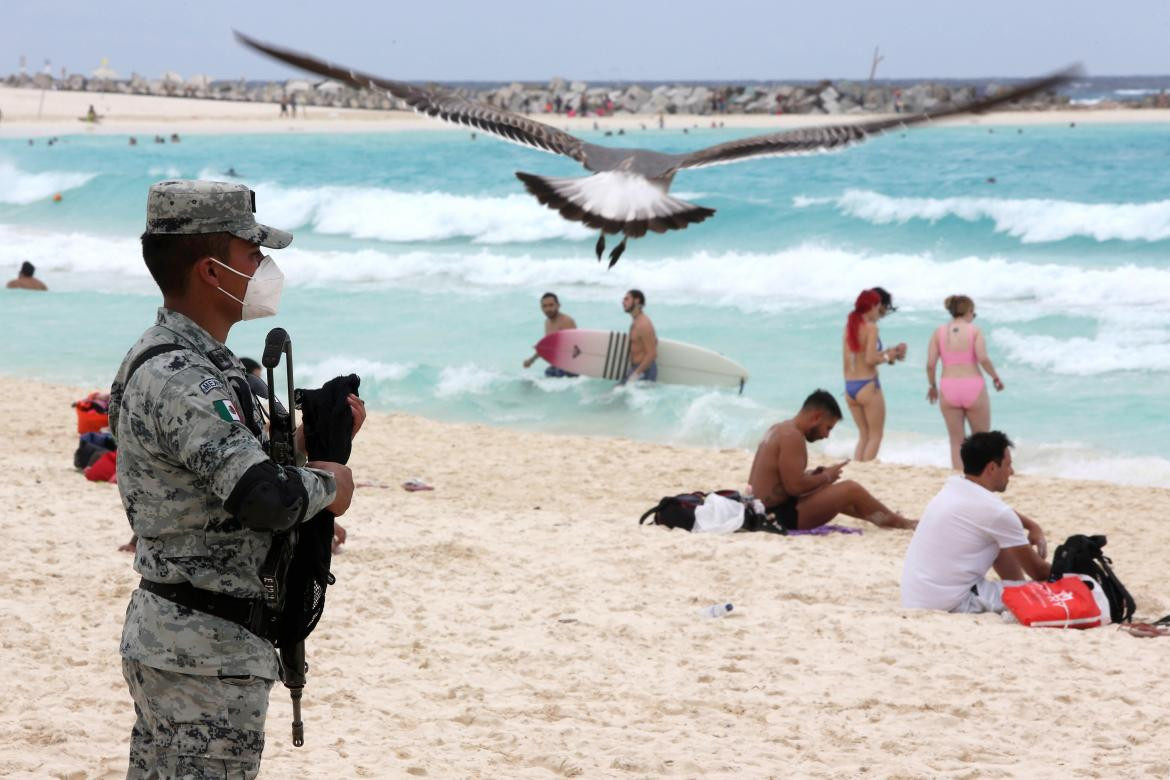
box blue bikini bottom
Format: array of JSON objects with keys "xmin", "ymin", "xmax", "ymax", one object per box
[{"xmin": 845, "ymin": 376, "xmax": 881, "ymax": 401}]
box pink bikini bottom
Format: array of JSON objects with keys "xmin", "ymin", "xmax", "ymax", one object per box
[{"xmin": 939, "ymin": 376, "xmax": 986, "ymax": 410}]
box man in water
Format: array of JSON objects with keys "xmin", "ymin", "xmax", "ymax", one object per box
[
  {"xmin": 747, "ymin": 389, "xmax": 916, "ymax": 531},
  {"xmin": 622, "ymin": 289, "xmax": 657, "ymax": 383},
  {"xmin": 6, "ymin": 261, "xmax": 47, "ymax": 290},
  {"xmin": 900, "ymin": 431, "xmax": 1049, "ymax": 614},
  {"xmin": 110, "ymin": 179, "xmax": 361, "ymax": 777},
  {"xmin": 523, "ymin": 292, "xmax": 578, "ymax": 377}
]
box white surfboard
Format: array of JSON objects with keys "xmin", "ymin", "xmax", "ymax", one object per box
[{"xmin": 536, "ymin": 328, "xmax": 748, "ymax": 391}]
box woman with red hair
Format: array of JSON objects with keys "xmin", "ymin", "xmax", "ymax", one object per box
[{"xmin": 842, "ymin": 290, "xmax": 901, "ymax": 461}]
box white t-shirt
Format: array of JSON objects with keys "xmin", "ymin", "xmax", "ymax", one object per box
[{"xmin": 900, "ymin": 475, "xmax": 1029, "ymax": 611}]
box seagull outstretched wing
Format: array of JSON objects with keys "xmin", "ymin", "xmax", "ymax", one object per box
[
  {"xmin": 676, "ymin": 68, "xmax": 1079, "ymax": 170},
  {"xmin": 235, "ymin": 31, "xmax": 588, "ymax": 163}
]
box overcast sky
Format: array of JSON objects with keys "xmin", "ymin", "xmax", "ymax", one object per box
[{"xmin": 2, "ymin": 1, "xmax": 1167, "ymax": 82}]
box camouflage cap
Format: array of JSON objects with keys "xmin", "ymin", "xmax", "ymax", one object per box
[{"xmin": 144, "ymin": 180, "xmax": 292, "ymax": 249}]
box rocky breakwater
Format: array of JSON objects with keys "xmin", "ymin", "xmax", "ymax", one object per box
[{"xmin": 0, "ymin": 71, "xmax": 1084, "ymax": 115}]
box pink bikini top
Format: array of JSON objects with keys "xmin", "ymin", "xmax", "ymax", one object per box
[{"xmin": 937, "ymin": 324, "xmax": 978, "ymax": 366}]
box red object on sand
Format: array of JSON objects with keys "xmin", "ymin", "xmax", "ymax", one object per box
[
  {"xmin": 85, "ymin": 450, "xmax": 117, "ymax": 483},
  {"xmin": 1002, "ymin": 576, "xmax": 1104, "ymax": 629},
  {"xmin": 74, "ymin": 391, "xmax": 110, "ymax": 434}
]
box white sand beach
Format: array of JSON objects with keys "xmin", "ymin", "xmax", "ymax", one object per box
[
  {"xmin": 2, "ymin": 374, "xmax": 1169, "ymax": 778},
  {"xmin": 3, "ymin": 85, "xmax": 1170, "ymax": 139}
]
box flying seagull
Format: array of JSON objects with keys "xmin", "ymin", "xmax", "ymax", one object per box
[{"xmin": 236, "ymin": 32, "xmax": 1076, "ymax": 267}]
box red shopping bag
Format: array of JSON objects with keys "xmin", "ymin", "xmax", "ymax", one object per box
[{"xmin": 1002, "ymin": 575, "xmax": 1106, "ymax": 629}]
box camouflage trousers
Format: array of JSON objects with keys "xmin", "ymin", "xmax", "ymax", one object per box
[{"xmin": 123, "ymin": 658, "xmax": 274, "ymax": 779}]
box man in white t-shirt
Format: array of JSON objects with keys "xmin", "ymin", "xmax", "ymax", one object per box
[{"xmin": 901, "ymin": 431, "xmax": 1050, "ymax": 613}]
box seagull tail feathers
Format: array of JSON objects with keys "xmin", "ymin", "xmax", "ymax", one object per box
[{"xmin": 515, "ymin": 171, "xmax": 714, "ymax": 238}]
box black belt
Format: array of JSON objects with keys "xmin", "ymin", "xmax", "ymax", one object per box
[{"xmin": 138, "ymin": 578, "xmax": 279, "ymax": 644}]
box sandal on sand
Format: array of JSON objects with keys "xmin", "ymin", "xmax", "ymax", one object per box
[
  {"xmin": 1122, "ymin": 622, "xmax": 1170, "ymax": 638},
  {"xmin": 402, "ymin": 478, "xmax": 434, "ymax": 492}
]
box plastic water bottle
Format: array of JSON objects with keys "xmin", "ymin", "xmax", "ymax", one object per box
[{"xmin": 699, "ymin": 603, "xmax": 734, "ymax": 619}]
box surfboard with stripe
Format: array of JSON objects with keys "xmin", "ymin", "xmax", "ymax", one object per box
[{"xmin": 535, "ymin": 328, "xmax": 748, "ymax": 390}]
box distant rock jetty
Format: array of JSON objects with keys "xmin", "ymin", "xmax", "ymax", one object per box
[{"xmin": 5, "ymin": 70, "xmax": 1164, "ymax": 115}]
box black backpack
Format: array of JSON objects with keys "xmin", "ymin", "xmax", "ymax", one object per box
[
  {"xmin": 1049, "ymin": 534, "xmax": 1135, "ymax": 624},
  {"xmin": 639, "ymin": 490, "xmax": 780, "ymax": 534}
]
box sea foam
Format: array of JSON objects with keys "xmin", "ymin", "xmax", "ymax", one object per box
[
  {"xmin": 9, "ymin": 222, "xmax": 1170, "ymax": 318},
  {"xmin": 795, "ymin": 189, "xmax": 1170, "ymax": 243},
  {"xmin": 0, "ymin": 161, "xmax": 96, "ymax": 205},
  {"xmin": 253, "ymin": 183, "xmax": 594, "ymax": 244},
  {"xmin": 994, "ymin": 328, "xmax": 1170, "ymax": 375}
]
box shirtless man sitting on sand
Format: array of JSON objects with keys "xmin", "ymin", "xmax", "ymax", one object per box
[{"xmin": 748, "ymin": 389, "xmax": 916, "ymax": 531}]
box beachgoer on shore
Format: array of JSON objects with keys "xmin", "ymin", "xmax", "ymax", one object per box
[
  {"xmin": 843, "ymin": 290, "xmax": 899, "ymax": 461},
  {"xmin": 901, "ymin": 431, "xmax": 1049, "ymax": 614},
  {"xmin": 523, "ymin": 292, "xmax": 578, "ymax": 376},
  {"xmin": 926, "ymin": 295, "xmax": 1004, "ymax": 470},
  {"xmin": 621, "ymin": 289, "xmax": 657, "ymax": 384},
  {"xmin": 747, "ymin": 389, "xmax": 916, "ymax": 531},
  {"xmin": 870, "ymin": 286, "xmax": 908, "ymax": 359},
  {"xmin": 6, "ymin": 260, "xmax": 47, "ymax": 290},
  {"xmin": 111, "ymin": 179, "xmax": 362, "ymax": 776}
]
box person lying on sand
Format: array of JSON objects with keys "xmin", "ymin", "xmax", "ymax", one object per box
[
  {"xmin": 747, "ymin": 389, "xmax": 916, "ymax": 532},
  {"xmin": 900, "ymin": 430, "xmax": 1050, "ymax": 614}
]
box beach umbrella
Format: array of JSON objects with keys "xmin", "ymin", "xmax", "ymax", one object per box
[
  {"xmin": 284, "ymin": 79, "xmax": 312, "ymax": 94},
  {"xmin": 91, "ymin": 58, "xmax": 118, "ymax": 80},
  {"xmin": 186, "ymin": 73, "xmax": 211, "ymax": 89},
  {"xmin": 315, "ymin": 79, "xmax": 345, "ymax": 93},
  {"xmin": 161, "ymin": 70, "xmax": 183, "ymax": 84}
]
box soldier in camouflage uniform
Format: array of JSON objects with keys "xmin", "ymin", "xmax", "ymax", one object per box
[{"xmin": 110, "ymin": 180, "xmax": 361, "ymax": 778}]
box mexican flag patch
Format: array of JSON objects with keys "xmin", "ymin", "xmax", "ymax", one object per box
[{"xmin": 213, "ymin": 398, "xmax": 242, "ymax": 423}]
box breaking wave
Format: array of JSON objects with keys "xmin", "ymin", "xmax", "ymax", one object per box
[
  {"xmin": 253, "ymin": 183, "xmax": 594, "ymax": 244},
  {"xmin": 0, "ymin": 161, "xmax": 97, "ymax": 205},
  {"xmin": 794, "ymin": 189, "xmax": 1170, "ymax": 243}
]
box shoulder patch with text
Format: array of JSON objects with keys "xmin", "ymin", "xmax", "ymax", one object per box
[{"xmin": 199, "ymin": 377, "xmax": 223, "ymax": 394}]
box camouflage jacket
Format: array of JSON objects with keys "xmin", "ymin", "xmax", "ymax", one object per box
[{"xmin": 110, "ymin": 308, "xmax": 336, "ymax": 678}]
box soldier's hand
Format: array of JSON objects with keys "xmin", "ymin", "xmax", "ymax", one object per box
[{"xmin": 308, "ymin": 461, "xmax": 355, "ymax": 516}]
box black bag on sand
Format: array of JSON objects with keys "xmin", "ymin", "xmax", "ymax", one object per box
[
  {"xmin": 639, "ymin": 490, "xmax": 781, "ymax": 534},
  {"xmin": 1049, "ymin": 534, "xmax": 1135, "ymax": 624}
]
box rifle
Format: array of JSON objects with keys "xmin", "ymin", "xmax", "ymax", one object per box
[{"xmin": 261, "ymin": 327, "xmax": 307, "ymax": 747}]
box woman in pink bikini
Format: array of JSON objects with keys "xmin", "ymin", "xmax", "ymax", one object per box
[
  {"xmin": 926, "ymin": 295, "xmax": 1005, "ymax": 469},
  {"xmin": 843, "ymin": 290, "xmax": 903, "ymax": 461}
]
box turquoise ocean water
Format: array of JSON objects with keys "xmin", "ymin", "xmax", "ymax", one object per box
[{"xmin": 1, "ymin": 123, "xmax": 1168, "ymax": 485}]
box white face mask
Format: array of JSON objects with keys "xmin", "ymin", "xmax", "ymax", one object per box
[{"xmin": 212, "ymin": 255, "xmax": 284, "ymax": 320}]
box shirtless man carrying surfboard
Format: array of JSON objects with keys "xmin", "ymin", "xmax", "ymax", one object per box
[
  {"xmin": 748, "ymin": 389, "xmax": 917, "ymax": 532},
  {"xmin": 621, "ymin": 289, "xmax": 658, "ymax": 383},
  {"xmin": 524, "ymin": 292, "xmax": 578, "ymax": 377}
]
